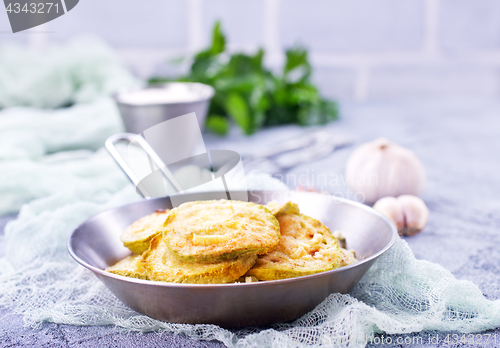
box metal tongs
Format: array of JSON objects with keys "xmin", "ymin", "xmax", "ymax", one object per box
[
  {"xmin": 105, "ymin": 133, "xmax": 184, "ymax": 198},
  {"xmin": 242, "ymin": 131, "xmax": 352, "ymax": 173},
  {"xmin": 105, "ymin": 131, "xmax": 352, "ymax": 197}
]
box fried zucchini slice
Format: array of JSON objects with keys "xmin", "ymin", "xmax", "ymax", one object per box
[
  {"xmin": 142, "ymin": 235, "xmax": 257, "ymax": 284},
  {"xmin": 339, "ymin": 248, "xmax": 357, "ymax": 267},
  {"xmin": 105, "ymin": 254, "xmax": 148, "ymax": 279},
  {"xmin": 245, "ymin": 213, "xmax": 346, "ymax": 280},
  {"xmin": 265, "ymin": 201, "xmax": 300, "ymax": 217},
  {"xmin": 121, "ymin": 210, "xmax": 170, "ymax": 254},
  {"xmin": 162, "ymin": 200, "xmax": 280, "ymax": 263}
]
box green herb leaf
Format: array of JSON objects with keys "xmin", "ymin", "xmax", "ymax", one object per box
[
  {"xmin": 206, "ymin": 114, "xmax": 229, "ymax": 135},
  {"xmin": 284, "ymin": 47, "xmax": 311, "ymax": 81},
  {"xmin": 225, "ymin": 92, "xmax": 253, "ymax": 135},
  {"xmin": 210, "ymin": 21, "xmax": 226, "ymax": 55}
]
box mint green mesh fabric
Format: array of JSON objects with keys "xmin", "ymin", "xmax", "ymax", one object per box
[
  {"xmin": 0, "ymin": 38, "xmax": 137, "ymax": 162},
  {"xmin": 0, "ymin": 38, "xmax": 137, "ymax": 109},
  {"xmin": 0, "ymin": 99, "xmax": 124, "ymax": 161}
]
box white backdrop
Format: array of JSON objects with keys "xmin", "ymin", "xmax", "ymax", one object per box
[{"xmin": 1, "ymin": 0, "xmax": 499, "ymax": 101}]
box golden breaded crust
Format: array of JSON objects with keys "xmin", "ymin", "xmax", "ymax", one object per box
[
  {"xmin": 163, "ymin": 200, "xmax": 280, "ymax": 263},
  {"xmin": 105, "ymin": 254, "xmax": 148, "ymax": 279},
  {"xmin": 142, "ymin": 235, "xmax": 257, "ymax": 284},
  {"xmin": 266, "ymin": 201, "xmax": 300, "ymax": 217},
  {"xmin": 245, "ymin": 214, "xmax": 347, "ymax": 280},
  {"xmin": 339, "ymin": 248, "xmax": 357, "ymax": 267},
  {"xmin": 120, "ymin": 210, "xmax": 170, "ymax": 254}
]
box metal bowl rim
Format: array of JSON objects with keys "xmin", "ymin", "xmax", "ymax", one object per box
[
  {"xmin": 67, "ymin": 190, "xmax": 398, "ymax": 289},
  {"xmin": 113, "ymin": 82, "xmax": 216, "ymax": 107}
]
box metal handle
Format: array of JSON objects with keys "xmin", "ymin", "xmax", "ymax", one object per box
[{"xmin": 105, "ymin": 133, "xmax": 184, "ymax": 197}]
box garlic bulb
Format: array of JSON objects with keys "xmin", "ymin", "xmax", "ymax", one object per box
[
  {"xmin": 345, "ymin": 138, "xmax": 425, "ymax": 204},
  {"xmin": 373, "ymin": 195, "xmax": 429, "ymax": 236}
]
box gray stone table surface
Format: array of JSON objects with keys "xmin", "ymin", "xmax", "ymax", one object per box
[{"xmin": 1, "ymin": 98, "xmax": 500, "ymax": 347}]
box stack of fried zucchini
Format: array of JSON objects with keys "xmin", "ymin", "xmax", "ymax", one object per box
[{"xmin": 106, "ymin": 200, "xmax": 356, "ymax": 284}]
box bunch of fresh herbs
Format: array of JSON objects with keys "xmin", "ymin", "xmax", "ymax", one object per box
[{"xmin": 149, "ymin": 22, "xmax": 338, "ymax": 135}]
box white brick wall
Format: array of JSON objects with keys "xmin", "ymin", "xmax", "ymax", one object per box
[
  {"xmin": 440, "ymin": 0, "xmax": 500, "ymax": 50},
  {"xmin": 49, "ymin": 0, "xmax": 189, "ymax": 48},
  {"xmin": 280, "ymin": 0, "xmax": 424, "ymax": 52},
  {"xmin": 1, "ymin": 0, "xmax": 500, "ymax": 101},
  {"xmin": 202, "ymin": 0, "xmax": 264, "ymax": 49},
  {"xmin": 369, "ymin": 65, "xmax": 500, "ymax": 99}
]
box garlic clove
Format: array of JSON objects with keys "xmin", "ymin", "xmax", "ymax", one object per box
[
  {"xmin": 373, "ymin": 195, "xmax": 429, "ymax": 236},
  {"xmin": 373, "ymin": 196, "xmax": 405, "ymax": 232},
  {"xmin": 397, "ymin": 195, "xmax": 429, "ymax": 236},
  {"xmin": 346, "ymin": 138, "xmax": 426, "ymax": 204}
]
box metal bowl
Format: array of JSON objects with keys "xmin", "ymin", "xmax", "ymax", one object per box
[
  {"xmin": 114, "ymin": 82, "xmax": 215, "ymax": 133},
  {"xmin": 67, "ymin": 190, "xmax": 397, "ymax": 328}
]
